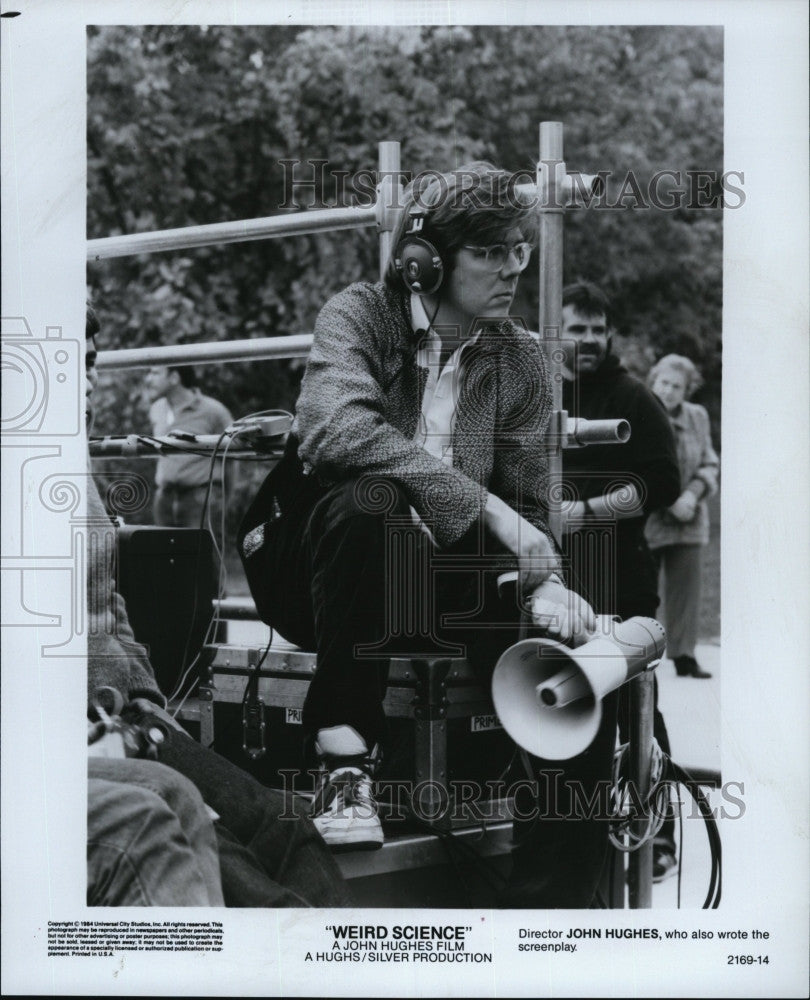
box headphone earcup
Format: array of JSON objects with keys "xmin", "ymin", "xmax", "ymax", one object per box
[{"xmin": 393, "ymin": 236, "xmax": 444, "ymax": 295}]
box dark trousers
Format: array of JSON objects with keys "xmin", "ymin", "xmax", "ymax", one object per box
[
  {"xmin": 506, "ymin": 689, "xmax": 620, "ymax": 908},
  {"xmin": 256, "ymin": 477, "xmax": 539, "ymax": 744},
  {"xmin": 256, "ymin": 477, "xmax": 619, "ymax": 907},
  {"xmin": 564, "ymin": 533, "xmax": 677, "ymax": 855}
]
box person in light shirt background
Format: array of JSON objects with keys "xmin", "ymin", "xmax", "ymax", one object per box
[
  {"xmin": 645, "ymin": 354, "xmax": 719, "ymax": 679},
  {"xmin": 145, "ymin": 363, "xmax": 233, "ymax": 530}
]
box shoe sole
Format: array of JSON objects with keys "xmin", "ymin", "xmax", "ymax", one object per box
[
  {"xmin": 311, "ymin": 816, "xmax": 384, "ymax": 852},
  {"xmin": 316, "ymin": 828, "xmax": 384, "ymax": 852},
  {"xmin": 326, "ymin": 839, "xmax": 384, "ymax": 853}
]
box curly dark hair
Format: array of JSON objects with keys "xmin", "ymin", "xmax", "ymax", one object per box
[{"xmin": 562, "ymin": 281, "xmax": 612, "ymax": 326}]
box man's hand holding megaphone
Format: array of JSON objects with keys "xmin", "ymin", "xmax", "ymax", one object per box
[
  {"xmin": 528, "ymin": 574, "xmax": 596, "ymax": 648},
  {"xmin": 492, "ymin": 604, "xmax": 666, "ymax": 760},
  {"xmin": 485, "ymin": 494, "xmax": 595, "ymax": 645}
]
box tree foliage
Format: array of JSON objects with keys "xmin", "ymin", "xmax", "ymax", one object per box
[{"xmin": 87, "ymin": 24, "xmax": 723, "ymax": 527}]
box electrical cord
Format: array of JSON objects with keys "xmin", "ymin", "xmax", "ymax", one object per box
[
  {"xmin": 370, "ymin": 722, "xmax": 515, "ymax": 899},
  {"xmin": 666, "ymin": 759, "xmax": 722, "ymax": 909},
  {"xmin": 402, "ymin": 811, "xmax": 509, "ymax": 900},
  {"xmin": 514, "ymin": 740, "xmax": 720, "ymax": 908},
  {"xmin": 380, "ymin": 297, "xmax": 443, "ymax": 394},
  {"xmin": 606, "ymin": 742, "xmax": 722, "ymax": 908},
  {"xmin": 168, "ymin": 409, "xmax": 294, "ymax": 710},
  {"xmin": 164, "ymin": 428, "xmax": 231, "ymax": 704},
  {"xmin": 241, "ymin": 628, "xmax": 275, "ymax": 710},
  {"xmin": 676, "ymin": 793, "xmax": 684, "ymax": 908},
  {"xmin": 608, "ymin": 740, "xmax": 669, "ymax": 853},
  {"xmin": 388, "ymin": 746, "xmax": 524, "ymax": 901}
]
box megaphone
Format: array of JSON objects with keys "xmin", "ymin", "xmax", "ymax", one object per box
[{"xmin": 491, "ymin": 616, "xmax": 666, "ymax": 760}]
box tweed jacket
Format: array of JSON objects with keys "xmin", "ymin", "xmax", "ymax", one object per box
[
  {"xmin": 645, "ymin": 400, "xmax": 719, "ymax": 549},
  {"xmin": 292, "ymin": 281, "xmax": 554, "ymax": 549}
]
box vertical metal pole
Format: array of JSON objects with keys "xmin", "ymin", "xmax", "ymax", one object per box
[
  {"xmin": 377, "ymin": 141, "xmax": 402, "ymax": 280},
  {"xmin": 537, "ymin": 122, "xmax": 566, "ymax": 546},
  {"xmin": 627, "ymin": 671, "xmax": 655, "ymax": 907}
]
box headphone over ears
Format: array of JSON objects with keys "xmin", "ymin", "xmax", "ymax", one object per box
[{"xmin": 393, "ymin": 207, "xmax": 444, "ymax": 295}]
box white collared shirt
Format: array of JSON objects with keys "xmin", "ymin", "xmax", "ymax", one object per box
[
  {"xmin": 410, "ymin": 293, "xmax": 479, "ymax": 466},
  {"xmin": 409, "ymin": 297, "xmax": 560, "ymax": 603},
  {"xmin": 409, "ymin": 294, "xmax": 482, "ymax": 540}
]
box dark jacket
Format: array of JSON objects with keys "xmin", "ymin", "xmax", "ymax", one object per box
[{"xmin": 562, "ymin": 353, "xmax": 681, "ymax": 615}]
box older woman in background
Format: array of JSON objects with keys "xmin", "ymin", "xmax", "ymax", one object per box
[{"xmin": 645, "ymin": 354, "xmax": 719, "ymax": 679}]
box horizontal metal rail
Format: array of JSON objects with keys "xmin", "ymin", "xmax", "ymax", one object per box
[
  {"xmin": 87, "ymin": 204, "xmax": 378, "ymax": 261},
  {"xmin": 89, "ymin": 418, "xmax": 630, "ymax": 463},
  {"xmin": 88, "ymin": 435, "xmax": 285, "ymax": 459},
  {"xmin": 87, "ymin": 177, "xmax": 600, "ymax": 263},
  {"xmin": 96, "ymin": 334, "xmax": 313, "ymax": 370}
]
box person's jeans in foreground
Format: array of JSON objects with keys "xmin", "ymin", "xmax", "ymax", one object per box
[
  {"xmin": 87, "ymin": 756, "xmax": 224, "ymax": 906},
  {"xmin": 122, "ymin": 705, "xmax": 351, "ymax": 908}
]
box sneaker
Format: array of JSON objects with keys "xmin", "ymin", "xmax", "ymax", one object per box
[
  {"xmin": 310, "ymin": 726, "xmax": 383, "ymax": 851},
  {"xmin": 652, "ymin": 848, "xmax": 678, "ymax": 883}
]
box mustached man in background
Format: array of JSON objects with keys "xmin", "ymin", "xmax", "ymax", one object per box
[{"xmin": 557, "ymin": 280, "xmax": 682, "ymax": 882}]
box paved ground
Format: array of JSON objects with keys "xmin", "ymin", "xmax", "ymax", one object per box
[
  {"xmin": 650, "ymin": 640, "xmax": 722, "ymax": 907},
  {"xmin": 655, "ymin": 640, "xmax": 721, "ymax": 779}
]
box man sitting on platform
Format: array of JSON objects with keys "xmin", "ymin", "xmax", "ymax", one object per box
[{"xmin": 239, "ymin": 164, "xmax": 617, "ymax": 908}]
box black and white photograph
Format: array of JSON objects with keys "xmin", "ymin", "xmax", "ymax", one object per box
[{"xmin": 1, "ymin": 0, "xmax": 808, "ymax": 996}]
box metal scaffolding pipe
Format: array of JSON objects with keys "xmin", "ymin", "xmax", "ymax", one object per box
[
  {"xmin": 567, "ymin": 417, "xmax": 631, "ymax": 447},
  {"xmin": 87, "ymin": 204, "xmax": 378, "ymax": 261},
  {"xmin": 538, "ymin": 122, "xmax": 565, "ymax": 546},
  {"xmin": 95, "ymin": 334, "xmax": 313, "ymax": 371},
  {"xmin": 627, "ymin": 671, "xmax": 656, "ymax": 908},
  {"xmin": 515, "ymin": 175, "xmax": 605, "ymax": 208},
  {"xmin": 377, "ymin": 141, "xmax": 402, "ymax": 280},
  {"xmin": 86, "ymin": 175, "xmax": 600, "ymax": 265},
  {"xmin": 88, "ymin": 434, "xmax": 281, "ymax": 459}
]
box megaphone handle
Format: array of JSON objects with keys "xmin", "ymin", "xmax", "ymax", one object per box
[
  {"xmin": 582, "ymin": 614, "xmax": 620, "ymax": 641},
  {"xmin": 517, "ymin": 608, "xmax": 531, "ymax": 642},
  {"xmin": 496, "ymin": 570, "xmax": 530, "ymax": 639}
]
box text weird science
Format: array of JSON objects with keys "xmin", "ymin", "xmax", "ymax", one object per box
[{"xmin": 306, "ymin": 925, "xmax": 493, "ymax": 964}]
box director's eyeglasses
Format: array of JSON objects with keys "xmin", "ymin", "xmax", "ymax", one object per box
[{"xmin": 462, "ymin": 242, "xmax": 533, "ymax": 272}]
